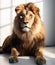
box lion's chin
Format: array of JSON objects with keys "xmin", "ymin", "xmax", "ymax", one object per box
[{"xmin": 22, "ymin": 28, "xmax": 30, "ymax": 32}]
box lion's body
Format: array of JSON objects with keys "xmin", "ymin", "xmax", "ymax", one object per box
[
  {"xmin": 0, "ymin": 3, "xmax": 46, "ymax": 64},
  {"xmin": 2, "ymin": 20, "xmax": 45, "ymax": 55}
]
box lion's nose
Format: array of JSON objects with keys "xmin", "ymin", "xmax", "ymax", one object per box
[{"xmin": 23, "ymin": 22, "xmax": 28, "ymax": 24}]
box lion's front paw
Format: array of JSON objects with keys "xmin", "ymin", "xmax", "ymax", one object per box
[
  {"xmin": 36, "ymin": 57, "xmax": 46, "ymax": 65},
  {"xmin": 9, "ymin": 56, "xmax": 18, "ymax": 63}
]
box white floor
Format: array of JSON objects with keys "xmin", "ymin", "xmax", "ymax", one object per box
[{"xmin": 0, "ymin": 47, "xmax": 55, "ymax": 65}]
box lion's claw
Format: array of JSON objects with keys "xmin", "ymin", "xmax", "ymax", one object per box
[{"xmin": 9, "ymin": 56, "xmax": 18, "ymax": 63}]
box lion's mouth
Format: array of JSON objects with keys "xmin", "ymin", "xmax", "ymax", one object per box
[{"xmin": 20, "ymin": 26, "xmax": 30, "ymax": 32}]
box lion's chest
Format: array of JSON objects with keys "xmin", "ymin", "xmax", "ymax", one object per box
[
  {"xmin": 17, "ymin": 32, "xmax": 36, "ymax": 51},
  {"xmin": 18, "ymin": 38, "xmax": 35, "ymax": 52}
]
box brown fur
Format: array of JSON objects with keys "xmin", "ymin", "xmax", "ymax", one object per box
[{"xmin": 0, "ymin": 3, "xmax": 46, "ymax": 64}]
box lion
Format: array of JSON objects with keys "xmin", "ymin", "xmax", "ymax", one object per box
[{"xmin": 0, "ymin": 3, "xmax": 46, "ymax": 65}]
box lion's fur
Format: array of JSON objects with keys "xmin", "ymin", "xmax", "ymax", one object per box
[{"xmin": 0, "ymin": 3, "xmax": 46, "ymax": 63}]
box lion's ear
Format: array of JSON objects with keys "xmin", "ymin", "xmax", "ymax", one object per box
[
  {"xmin": 27, "ymin": 3, "xmax": 40, "ymax": 17},
  {"xmin": 15, "ymin": 4, "xmax": 24, "ymax": 14},
  {"xmin": 31, "ymin": 5, "xmax": 40, "ymax": 17},
  {"xmin": 15, "ymin": 6, "xmax": 19, "ymax": 13},
  {"xmin": 35, "ymin": 7, "xmax": 40, "ymax": 17}
]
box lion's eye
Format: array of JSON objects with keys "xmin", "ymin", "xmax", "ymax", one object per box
[
  {"xmin": 20, "ymin": 15, "xmax": 23, "ymax": 19},
  {"xmin": 29, "ymin": 14, "xmax": 32, "ymax": 18}
]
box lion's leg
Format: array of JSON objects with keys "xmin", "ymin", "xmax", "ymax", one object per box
[
  {"xmin": 9, "ymin": 48, "xmax": 20, "ymax": 63},
  {"xmin": 34, "ymin": 47, "xmax": 46, "ymax": 65}
]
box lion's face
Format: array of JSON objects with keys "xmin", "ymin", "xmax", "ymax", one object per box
[
  {"xmin": 14, "ymin": 3, "xmax": 40, "ymax": 33},
  {"xmin": 16, "ymin": 9, "xmax": 35, "ymax": 32}
]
